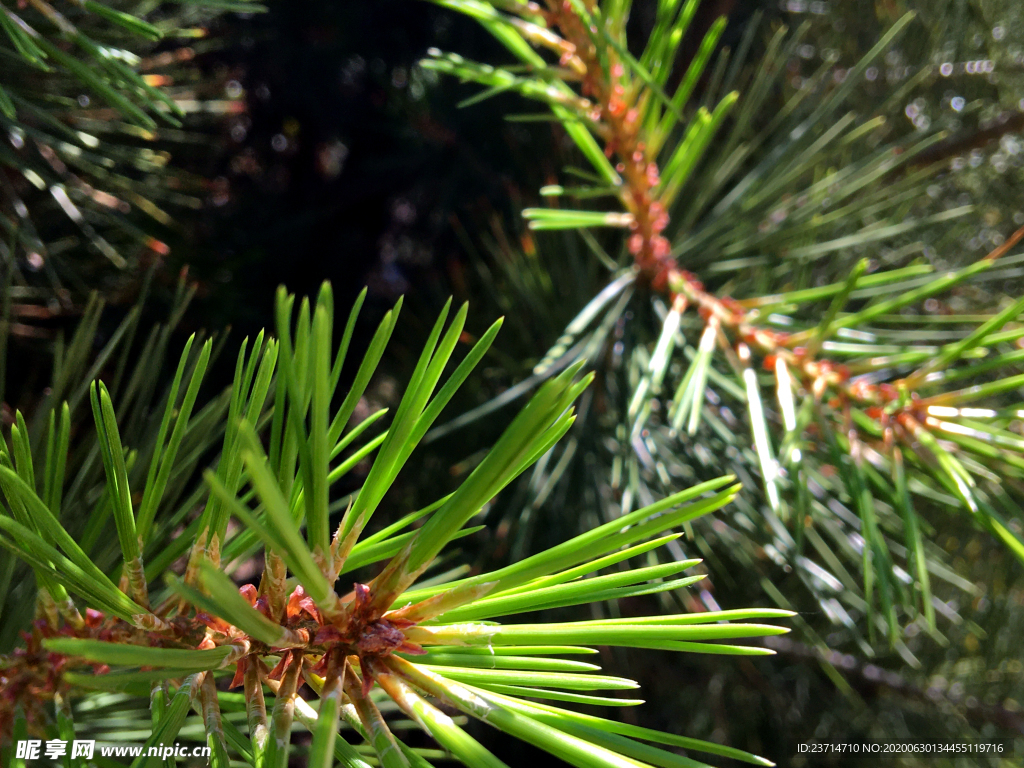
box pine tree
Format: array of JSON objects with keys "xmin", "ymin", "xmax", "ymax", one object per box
[{"xmin": 3, "ymin": 0, "xmax": 1024, "ymax": 765}]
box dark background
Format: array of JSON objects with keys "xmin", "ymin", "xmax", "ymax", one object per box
[{"xmin": 173, "ymin": 1, "xmax": 760, "ymax": 332}]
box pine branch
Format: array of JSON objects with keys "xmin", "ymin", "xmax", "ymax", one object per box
[
  {"xmin": 420, "ymin": 0, "xmax": 1024, "ymax": 646},
  {"xmin": 0, "ymin": 281, "xmax": 790, "ymax": 768}
]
